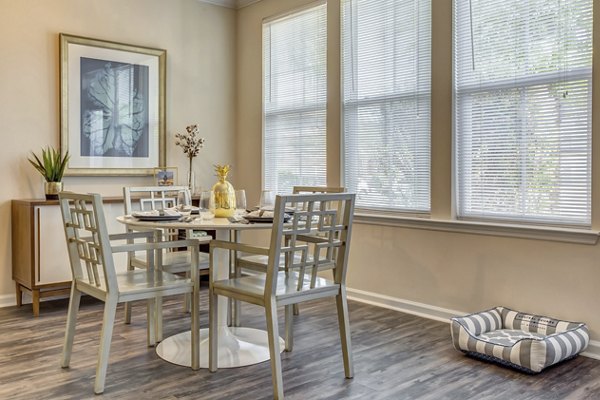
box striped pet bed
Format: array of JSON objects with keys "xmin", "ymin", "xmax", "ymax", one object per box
[{"xmin": 451, "ymin": 307, "xmax": 589, "ymax": 373}]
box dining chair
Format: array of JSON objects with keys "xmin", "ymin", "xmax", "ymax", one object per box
[
  {"xmin": 122, "ymin": 186, "xmax": 210, "ymax": 325},
  {"xmin": 58, "ymin": 192, "xmax": 200, "ymax": 394},
  {"xmin": 209, "ymin": 192, "xmax": 356, "ymax": 399},
  {"xmin": 231, "ymin": 186, "xmax": 346, "ymax": 324}
]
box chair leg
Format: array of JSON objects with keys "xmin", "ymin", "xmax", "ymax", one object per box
[
  {"xmin": 147, "ymin": 298, "xmax": 156, "ymax": 347},
  {"xmin": 233, "ymin": 299, "xmax": 241, "ymax": 327},
  {"xmin": 191, "ymin": 291, "xmax": 199, "ymax": 371},
  {"xmin": 124, "ymin": 262, "xmax": 134, "ymax": 324},
  {"xmin": 124, "ymin": 302, "xmax": 132, "ymax": 324},
  {"xmin": 226, "ymin": 298, "xmax": 240, "ymax": 327},
  {"xmin": 61, "ymin": 285, "xmax": 82, "ymax": 368},
  {"xmin": 231, "ymin": 231, "xmax": 241, "ymax": 327},
  {"xmin": 335, "ymin": 286, "xmax": 354, "ymax": 379},
  {"xmin": 284, "ymin": 304, "xmax": 293, "ymax": 352},
  {"xmin": 208, "ymin": 287, "xmax": 218, "ymax": 372},
  {"xmin": 155, "ymin": 296, "xmax": 163, "ymax": 343},
  {"xmin": 232, "ymin": 265, "xmax": 242, "ymax": 327},
  {"xmin": 94, "ymin": 297, "xmax": 118, "ymax": 394},
  {"xmin": 183, "ymin": 271, "xmax": 191, "ymax": 313},
  {"xmin": 190, "ymin": 247, "xmax": 200, "ymax": 371},
  {"xmin": 184, "ymin": 293, "xmax": 191, "ymax": 313},
  {"xmin": 227, "ymin": 240, "xmax": 234, "ymax": 327},
  {"xmin": 293, "ymin": 303, "xmax": 300, "ymax": 316},
  {"xmin": 265, "ymin": 299, "xmax": 284, "ymax": 399},
  {"xmin": 227, "ymin": 298, "xmax": 233, "ymax": 327}
]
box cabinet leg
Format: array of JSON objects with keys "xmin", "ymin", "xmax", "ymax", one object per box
[
  {"xmin": 15, "ymin": 283, "xmax": 22, "ymax": 307},
  {"xmin": 32, "ymin": 289, "xmax": 40, "ymax": 317}
]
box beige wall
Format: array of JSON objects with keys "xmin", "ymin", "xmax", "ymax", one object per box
[
  {"xmin": 236, "ymin": 0, "xmax": 600, "ymax": 343},
  {"xmin": 0, "ymin": 0, "xmax": 236, "ymax": 298}
]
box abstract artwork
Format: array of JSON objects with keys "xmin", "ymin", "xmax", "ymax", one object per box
[{"xmin": 80, "ymin": 58, "xmax": 149, "ymax": 158}]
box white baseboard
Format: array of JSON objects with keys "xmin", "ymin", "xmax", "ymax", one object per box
[
  {"xmin": 346, "ymin": 287, "xmax": 600, "ymax": 361},
  {"xmin": 0, "ymin": 291, "xmax": 67, "ymax": 308},
  {"xmin": 346, "ymin": 287, "xmax": 463, "ymax": 323},
  {"xmin": 0, "ymin": 294, "xmax": 15, "ymax": 308},
  {"xmin": 582, "ymin": 340, "xmax": 600, "ymax": 360}
]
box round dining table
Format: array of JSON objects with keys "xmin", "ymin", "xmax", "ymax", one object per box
[{"xmin": 116, "ymin": 215, "xmax": 284, "ymax": 369}]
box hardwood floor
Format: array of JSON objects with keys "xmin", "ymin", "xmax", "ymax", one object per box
[{"xmin": 1, "ymin": 285, "xmax": 599, "ymax": 400}]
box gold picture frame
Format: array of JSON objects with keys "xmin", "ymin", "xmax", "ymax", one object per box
[
  {"xmin": 60, "ymin": 33, "xmax": 166, "ymax": 176},
  {"xmin": 154, "ymin": 167, "xmax": 177, "ymax": 186}
]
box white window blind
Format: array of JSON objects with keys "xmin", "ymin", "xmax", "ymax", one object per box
[
  {"xmin": 342, "ymin": 0, "xmax": 431, "ymax": 213},
  {"xmin": 454, "ymin": 0, "xmax": 593, "ymax": 226},
  {"xmin": 263, "ymin": 2, "xmax": 327, "ymax": 195}
]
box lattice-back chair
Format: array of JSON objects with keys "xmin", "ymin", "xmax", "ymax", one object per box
[
  {"xmin": 209, "ymin": 193, "xmax": 356, "ymax": 399},
  {"xmin": 123, "ymin": 186, "xmax": 210, "ymax": 325},
  {"xmin": 59, "ymin": 192, "xmax": 199, "ymax": 394},
  {"xmin": 232, "ymin": 186, "xmax": 346, "ymax": 323}
]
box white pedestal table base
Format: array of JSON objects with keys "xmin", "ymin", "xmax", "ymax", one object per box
[{"xmin": 156, "ymin": 326, "xmax": 285, "ymax": 368}]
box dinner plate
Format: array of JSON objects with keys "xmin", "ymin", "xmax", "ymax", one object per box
[
  {"xmin": 244, "ymin": 216, "xmax": 274, "ymax": 223},
  {"xmin": 132, "ymin": 212, "xmax": 182, "ymax": 221},
  {"xmin": 248, "ymin": 207, "xmax": 296, "ymax": 213},
  {"xmin": 243, "ymin": 214, "xmax": 292, "ymax": 224}
]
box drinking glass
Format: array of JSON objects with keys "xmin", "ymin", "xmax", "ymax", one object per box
[
  {"xmin": 199, "ymin": 190, "xmax": 215, "ymax": 220},
  {"xmin": 235, "ymin": 190, "xmax": 247, "ymax": 216},
  {"xmin": 259, "ymin": 190, "xmax": 275, "ymax": 210},
  {"xmin": 174, "ymin": 190, "xmax": 192, "ymax": 216}
]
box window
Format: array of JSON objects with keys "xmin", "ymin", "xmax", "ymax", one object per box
[
  {"xmin": 262, "ymin": 2, "xmax": 327, "ymax": 194},
  {"xmin": 342, "ymin": 0, "xmax": 431, "ymax": 213},
  {"xmin": 454, "ymin": 0, "xmax": 593, "ymax": 226}
]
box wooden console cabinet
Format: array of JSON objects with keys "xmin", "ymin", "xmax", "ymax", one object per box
[{"xmin": 12, "ymin": 198, "xmax": 127, "ymax": 316}]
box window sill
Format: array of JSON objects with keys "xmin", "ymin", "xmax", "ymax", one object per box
[{"xmin": 354, "ymin": 212, "xmax": 599, "ymax": 245}]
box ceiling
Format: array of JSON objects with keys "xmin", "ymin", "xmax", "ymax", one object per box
[{"xmin": 197, "ymin": 0, "xmax": 261, "ymax": 9}]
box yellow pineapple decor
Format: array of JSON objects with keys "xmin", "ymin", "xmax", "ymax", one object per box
[{"xmin": 212, "ymin": 164, "xmax": 235, "ymax": 217}]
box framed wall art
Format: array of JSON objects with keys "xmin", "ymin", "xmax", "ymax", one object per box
[
  {"xmin": 60, "ymin": 33, "xmax": 166, "ymax": 176},
  {"xmin": 154, "ymin": 167, "xmax": 177, "ymax": 186}
]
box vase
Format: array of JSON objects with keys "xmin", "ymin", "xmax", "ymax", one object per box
[
  {"xmin": 44, "ymin": 181, "xmax": 63, "ymax": 200},
  {"xmin": 187, "ymin": 170, "xmax": 195, "ymax": 195},
  {"xmin": 211, "ymin": 165, "xmax": 235, "ymax": 217}
]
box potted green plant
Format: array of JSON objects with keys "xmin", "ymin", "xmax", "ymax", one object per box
[{"xmin": 28, "ymin": 147, "xmax": 70, "ymax": 200}]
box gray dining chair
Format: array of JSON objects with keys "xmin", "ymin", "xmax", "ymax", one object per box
[
  {"xmin": 209, "ymin": 192, "xmax": 356, "ymax": 399},
  {"xmin": 231, "ymin": 186, "xmax": 346, "ymax": 324},
  {"xmin": 59, "ymin": 192, "xmax": 200, "ymax": 394},
  {"xmin": 122, "ymin": 186, "xmax": 210, "ymax": 328}
]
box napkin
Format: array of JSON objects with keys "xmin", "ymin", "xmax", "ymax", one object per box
[
  {"xmin": 133, "ymin": 209, "xmax": 181, "ymax": 217},
  {"xmin": 167, "ymin": 205, "xmax": 199, "ymax": 213},
  {"xmin": 133, "ymin": 210, "xmax": 160, "ymax": 217},
  {"xmin": 163, "ymin": 209, "xmax": 182, "ymax": 216},
  {"xmin": 246, "ymin": 210, "xmax": 274, "ymax": 218}
]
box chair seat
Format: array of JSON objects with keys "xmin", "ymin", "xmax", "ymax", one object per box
[
  {"xmin": 77, "ymin": 269, "xmax": 193, "ymax": 298},
  {"xmin": 131, "ymin": 251, "xmax": 209, "ymax": 273},
  {"xmin": 213, "ymin": 271, "xmax": 340, "ymax": 305}
]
